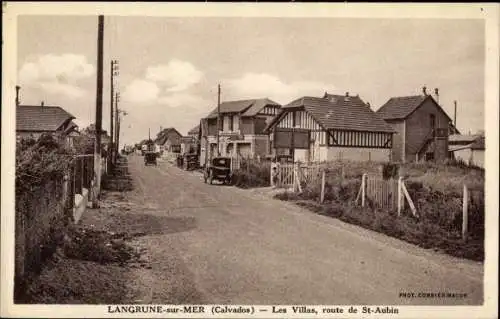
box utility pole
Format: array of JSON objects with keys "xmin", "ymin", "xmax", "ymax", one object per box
[
  {"xmin": 116, "ymin": 112, "xmax": 121, "ymax": 156},
  {"xmin": 454, "ymin": 100, "xmax": 457, "ymax": 129},
  {"xmin": 114, "ymin": 91, "xmax": 120, "ymax": 164},
  {"xmin": 15, "ymin": 85, "xmax": 20, "ymax": 106},
  {"xmin": 109, "ymin": 60, "xmax": 117, "ymax": 168},
  {"xmin": 216, "ymin": 83, "xmax": 221, "ymax": 156},
  {"xmin": 93, "ymin": 15, "xmax": 104, "ymax": 207}
]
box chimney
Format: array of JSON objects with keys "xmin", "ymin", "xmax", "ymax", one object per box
[
  {"xmin": 366, "ymin": 102, "xmax": 371, "ymax": 108},
  {"xmin": 41, "ymin": 101, "xmax": 45, "ymax": 107},
  {"xmin": 15, "ymin": 85, "xmax": 20, "ymax": 106},
  {"xmin": 422, "ymin": 86, "xmax": 427, "ymax": 96},
  {"xmin": 344, "ymin": 91, "xmax": 350, "ymax": 102},
  {"xmin": 345, "ymin": 92, "xmax": 349, "ymax": 97},
  {"xmin": 434, "ymin": 88, "xmax": 439, "ymax": 104}
]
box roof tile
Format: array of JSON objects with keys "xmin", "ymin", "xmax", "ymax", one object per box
[
  {"xmin": 280, "ymin": 95, "xmax": 394, "ymax": 133},
  {"xmin": 16, "ymin": 105, "xmax": 75, "ymax": 132},
  {"xmin": 376, "ymin": 95, "xmax": 427, "ymax": 120}
]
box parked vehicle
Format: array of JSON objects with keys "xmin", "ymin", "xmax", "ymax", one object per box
[
  {"xmin": 203, "ymin": 157, "xmax": 232, "ymax": 185},
  {"xmin": 144, "ymin": 152, "xmax": 157, "ymax": 166},
  {"xmin": 182, "ymin": 153, "xmax": 199, "ymax": 171},
  {"xmin": 141, "ymin": 144, "xmax": 148, "ymax": 156}
]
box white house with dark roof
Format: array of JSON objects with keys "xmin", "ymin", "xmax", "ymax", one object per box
[
  {"xmin": 449, "ymin": 134, "xmax": 485, "ymax": 168},
  {"xmin": 16, "ymin": 103, "xmax": 78, "ymax": 143},
  {"xmin": 200, "ymin": 98, "xmax": 281, "ymax": 165},
  {"xmin": 264, "ymin": 92, "xmax": 395, "ymax": 163}
]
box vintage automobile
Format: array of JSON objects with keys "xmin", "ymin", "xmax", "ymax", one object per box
[
  {"xmin": 182, "ymin": 153, "xmax": 199, "ymax": 171},
  {"xmin": 204, "ymin": 157, "xmax": 232, "ymax": 185},
  {"xmin": 144, "ymin": 151, "xmax": 157, "ymax": 166}
]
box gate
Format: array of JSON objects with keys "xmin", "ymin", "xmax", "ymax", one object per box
[
  {"xmin": 273, "ymin": 163, "xmax": 322, "ymax": 189},
  {"xmin": 365, "ymin": 174, "xmax": 398, "ymax": 210}
]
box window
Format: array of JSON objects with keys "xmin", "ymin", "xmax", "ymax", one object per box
[
  {"xmin": 294, "ymin": 111, "xmax": 301, "ymax": 127},
  {"xmin": 430, "ymin": 114, "xmax": 436, "ymax": 129},
  {"xmin": 229, "ymin": 115, "xmax": 233, "ymax": 131}
]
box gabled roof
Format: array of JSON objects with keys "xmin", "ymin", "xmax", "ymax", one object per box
[
  {"xmin": 450, "ymin": 136, "xmax": 485, "ymax": 152},
  {"xmin": 16, "ymin": 105, "xmax": 75, "ymax": 132},
  {"xmin": 376, "ymin": 94, "xmax": 453, "ymax": 123},
  {"xmin": 240, "ymin": 98, "xmax": 281, "ymax": 116},
  {"xmin": 449, "ymin": 134, "xmax": 481, "ymax": 144},
  {"xmin": 155, "ymin": 127, "xmax": 182, "ymax": 145},
  {"xmin": 376, "ymin": 95, "xmax": 427, "ymax": 120},
  {"xmin": 180, "ymin": 136, "xmax": 194, "ymax": 143},
  {"xmin": 266, "ymin": 95, "xmax": 394, "ymax": 133},
  {"xmin": 205, "ymin": 98, "xmax": 280, "ymax": 119}
]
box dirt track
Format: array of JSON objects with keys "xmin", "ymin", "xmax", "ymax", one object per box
[{"xmin": 93, "ymin": 155, "xmax": 484, "ymax": 305}]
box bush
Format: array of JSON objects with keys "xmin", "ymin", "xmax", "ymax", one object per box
[
  {"xmin": 16, "ymin": 134, "xmax": 74, "ymax": 194},
  {"xmin": 233, "ymin": 160, "xmax": 271, "ymax": 188}
]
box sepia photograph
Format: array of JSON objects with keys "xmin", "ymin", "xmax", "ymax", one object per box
[{"xmin": 2, "ymin": 2, "xmax": 498, "ymax": 318}]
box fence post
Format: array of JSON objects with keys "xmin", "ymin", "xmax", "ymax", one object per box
[
  {"xmin": 462, "ymin": 184, "xmax": 469, "ymax": 241},
  {"xmin": 397, "ymin": 176, "xmax": 403, "ymax": 216},
  {"xmin": 270, "ymin": 162, "xmax": 274, "ymax": 187},
  {"xmin": 361, "ymin": 173, "xmax": 366, "ymax": 207},
  {"xmin": 320, "ymin": 169, "xmax": 326, "ymax": 203}
]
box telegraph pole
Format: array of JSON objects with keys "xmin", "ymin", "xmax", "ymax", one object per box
[
  {"xmin": 114, "ymin": 91, "xmax": 120, "ymax": 163},
  {"xmin": 93, "ymin": 15, "xmax": 104, "ymax": 207},
  {"xmin": 109, "ymin": 60, "xmax": 116, "ymax": 168},
  {"xmin": 216, "ymin": 84, "xmax": 221, "ymax": 156}
]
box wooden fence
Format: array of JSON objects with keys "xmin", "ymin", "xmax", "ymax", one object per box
[
  {"xmin": 364, "ymin": 174, "xmax": 399, "ymax": 210},
  {"xmin": 272, "ymin": 163, "xmax": 325, "ymax": 189},
  {"xmin": 354, "ymin": 174, "xmax": 417, "ymax": 217}
]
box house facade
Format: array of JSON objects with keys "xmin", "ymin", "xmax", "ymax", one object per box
[
  {"xmin": 376, "ymin": 88, "xmax": 456, "ymax": 163},
  {"xmin": 264, "ymin": 93, "xmax": 395, "ymax": 163},
  {"xmin": 200, "ymin": 98, "xmax": 281, "ymax": 166},
  {"xmin": 449, "ymin": 134, "xmax": 485, "ymax": 168},
  {"xmin": 155, "ymin": 128, "xmax": 182, "ymax": 154},
  {"xmin": 16, "ymin": 104, "xmax": 78, "ymax": 142}
]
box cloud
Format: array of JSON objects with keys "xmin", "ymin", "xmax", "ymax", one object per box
[
  {"xmin": 123, "ymin": 79, "xmax": 160, "ymax": 104},
  {"xmin": 158, "ymin": 93, "xmax": 206, "ymax": 108},
  {"xmin": 18, "ymin": 54, "xmax": 94, "ymax": 98},
  {"xmin": 225, "ymin": 72, "xmax": 332, "ymax": 104},
  {"xmin": 38, "ymin": 82, "xmax": 87, "ymax": 98},
  {"xmin": 145, "ymin": 60, "xmax": 203, "ymax": 92}
]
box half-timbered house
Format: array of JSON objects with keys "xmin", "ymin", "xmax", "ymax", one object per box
[
  {"xmin": 264, "ymin": 93, "xmax": 395, "ymax": 163},
  {"xmin": 200, "ymin": 98, "xmax": 281, "ymax": 166}
]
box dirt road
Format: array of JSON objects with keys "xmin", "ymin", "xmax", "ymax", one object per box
[{"xmin": 118, "ymin": 155, "xmax": 483, "ymax": 305}]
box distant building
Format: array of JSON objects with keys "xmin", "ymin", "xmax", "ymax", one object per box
[
  {"xmin": 449, "ymin": 134, "xmax": 485, "ymax": 168},
  {"xmin": 155, "ymin": 127, "xmax": 182, "ymax": 153},
  {"xmin": 16, "ymin": 103, "xmax": 78, "ymax": 139},
  {"xmin": 376, "ymin": 87, "xmax": 456, "ymax": 163},
  {"xmin": 200, "ymin": 98, "xmax": 281, "ymax": 166},
  {"xmin": 16, "ymin": 102, "xmax": 79, "ymax": 148},
  {"xmin": 264, "ymin": 92, "xmax": 395, "ymax": 163}
]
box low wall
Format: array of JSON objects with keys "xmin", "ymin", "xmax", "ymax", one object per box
[{"xmin": 73, "ymin": 188, "xmax": 89, "ymax": 224}]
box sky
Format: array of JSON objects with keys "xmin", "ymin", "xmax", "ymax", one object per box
[{"xmin": 17, "ymin": 15, "xmax": 485, "ymax": 147}]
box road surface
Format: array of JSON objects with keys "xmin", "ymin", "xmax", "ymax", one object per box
[{"xmin": 121, "ymin": 155, "xmax": 483, "ymax": 305}]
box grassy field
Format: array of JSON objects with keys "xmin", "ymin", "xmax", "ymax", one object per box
[{"xmin": 270, "ymin": 160, "xmax": 485, "ymax": 262}]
